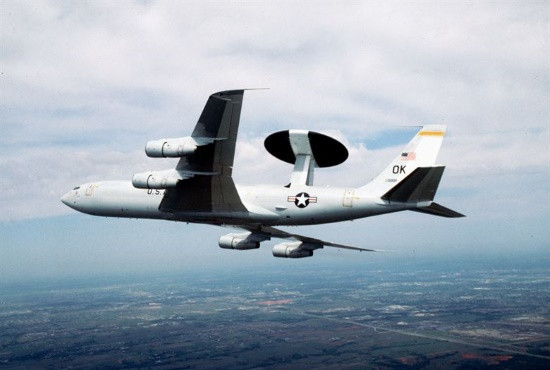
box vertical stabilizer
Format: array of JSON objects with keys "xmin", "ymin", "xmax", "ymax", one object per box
[{"xmin": 362, "ymin": 125, "xmax": 447, "ymax": 196}]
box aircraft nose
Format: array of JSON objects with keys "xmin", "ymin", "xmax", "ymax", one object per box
[{"xmin": 61, "ymin": 191, "xmax": 72, "ymax": 206}]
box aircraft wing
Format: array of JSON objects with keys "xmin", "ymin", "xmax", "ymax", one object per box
[
  {"xmin": 160, "ymin": 90, "xmax": 247, "ymax": 213},
  {"xmin": 238, "ymin": 225, "xmax": 377, "ymax": 252}
]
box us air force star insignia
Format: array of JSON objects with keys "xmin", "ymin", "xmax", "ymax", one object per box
[{"xmin": 287, "ymin": 192, "xmax": 318, "ymax": 208}]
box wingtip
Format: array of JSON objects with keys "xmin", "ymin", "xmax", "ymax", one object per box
[{"xmin": 214, "ymin": 88, "xmax": 269, "ymax": 97}]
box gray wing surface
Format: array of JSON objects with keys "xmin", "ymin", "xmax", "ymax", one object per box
[
  {"xmin": 160, "ymin": 90, "xmax": 247, "ymax": 213},
  {"xmin": 238, "ymin": 225, "xmax": 377, "ymax": 252}
]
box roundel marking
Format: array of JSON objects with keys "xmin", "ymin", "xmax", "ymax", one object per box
[{"xmin": 287, "ymin": 192, "xmax": 318, "ymax": 208}]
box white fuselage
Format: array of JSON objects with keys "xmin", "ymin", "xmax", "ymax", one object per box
[{"xmin": 61, "ymin": 181, "xmax": 410, "ymax": 226}]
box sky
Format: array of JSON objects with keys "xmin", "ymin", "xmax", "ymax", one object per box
[{"xmin": 1, "ymin": 1, "xmax": 548, "ymax": 282}]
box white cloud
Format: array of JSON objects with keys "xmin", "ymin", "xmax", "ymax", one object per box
[{"xmin": 0, "ymin": 1, "xmax": 548, "ymax": 231}]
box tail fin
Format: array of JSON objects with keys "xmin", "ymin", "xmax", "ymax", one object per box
[{"xmin": 362, "ymin": 125, "xmax": 447, "ymax": 196}]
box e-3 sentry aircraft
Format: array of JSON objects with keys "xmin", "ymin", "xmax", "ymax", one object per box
[{"xmin": 61, "ymin": 89, "xmax": 464, "ymax": 258}]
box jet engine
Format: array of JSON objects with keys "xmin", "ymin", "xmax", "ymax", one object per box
[
  {"xmin": 219, "ymin": 234, "xmax": 260, "ymax": 250},
  {"xmin": 145, "ymin": 137, "xmax": 198, "ymax": 158},
  {"xmin": 132, "ymin": 169, "xmax": 185, "ymax": 189},
  {"xmin": 272, "ymin": 242, "xmax": 314, "ymax": 258}
]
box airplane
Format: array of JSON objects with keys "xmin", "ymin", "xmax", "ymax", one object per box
[{"xmin": 61, "ymin": 89, "xmax": 464, "ymax": 258}]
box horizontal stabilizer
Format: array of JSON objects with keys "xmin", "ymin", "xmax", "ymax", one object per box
[
  {"xmin": 382, "ymin": 166, "xmax": 445, "ymax": 203},
  {"xmin": 412, "ymin": 202, "xmax": 465, "ymax": 218}
]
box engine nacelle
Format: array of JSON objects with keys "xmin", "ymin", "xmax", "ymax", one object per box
[
  {"xmin": 145, "ymin": 137, "xmax": 198, "ymax": 158},
  {"xmin": 132, "ymin": 169, "xmax": 183, "ymax": 189},
  {"xmin": 219, "ymin": 234, "xmax": 260, "ymax": 250},
  {"xmin": 272, "ymin": 242, "xmax": 314, "ymax": 258}
]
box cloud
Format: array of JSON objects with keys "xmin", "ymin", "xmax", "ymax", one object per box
[{"xmin": 0, "ymin": 1, "xmax": 548, "ymax": 231}]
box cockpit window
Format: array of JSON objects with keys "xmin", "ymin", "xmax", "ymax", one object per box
[{"xmin": 73, "ymin": 186, "xmax": 80, "ymax": 190}]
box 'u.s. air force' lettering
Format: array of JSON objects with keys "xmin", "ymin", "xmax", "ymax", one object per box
[{"xmin": 287, "ymin": 192, "xmax": 318, "ymax": 208}]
